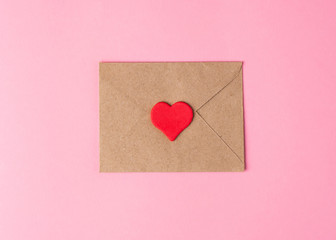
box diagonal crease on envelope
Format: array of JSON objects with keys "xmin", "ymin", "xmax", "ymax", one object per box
[
  {"xmin": 99, "ymin": 62, "xmax": 245, "ymax": 172},
  {"xmin": 195, "ymin": 66, "xmax": 244, "ymax": 164}
]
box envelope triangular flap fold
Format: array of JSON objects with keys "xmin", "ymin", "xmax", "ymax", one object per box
[{"xmin": 197, "ymin": 66, "xmax": 245, "ymax": 162}]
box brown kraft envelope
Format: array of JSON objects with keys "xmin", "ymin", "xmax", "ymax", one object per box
[{"xmin": 99, "ymin": 62, "xmax": 245, "ymax": 172}]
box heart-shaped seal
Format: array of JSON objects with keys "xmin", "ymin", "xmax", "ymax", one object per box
[{"xmin": 151, "ymin": 102, "xmax": 193, "ymax": 141}]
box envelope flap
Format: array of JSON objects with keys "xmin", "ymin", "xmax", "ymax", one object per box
[{"xmin": 197, "ymin": 69, "xmax": 245, "ymax": 162}]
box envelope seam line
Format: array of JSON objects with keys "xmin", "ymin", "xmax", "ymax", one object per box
[
  {"xmin": 196, "ymin": 112, "xmax": 244, "ymax": 164},
  {"xmin": 196, "ymin": 65, "xmax": 242, "ymax": 112}
]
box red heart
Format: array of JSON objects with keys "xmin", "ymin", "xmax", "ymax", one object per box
[{"xmin": 151, "ymin": 102, "xmax": 193, "ymax": 141}]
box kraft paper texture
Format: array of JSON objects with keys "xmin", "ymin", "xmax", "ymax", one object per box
[{"xmin": 99, "ymin": 62, "xmax": 245, "ymax": 172}]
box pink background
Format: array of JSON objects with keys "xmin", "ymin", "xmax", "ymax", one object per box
[{"xmin": 1, "ymin": 0, "xmax": 336, "ymax": 239}]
